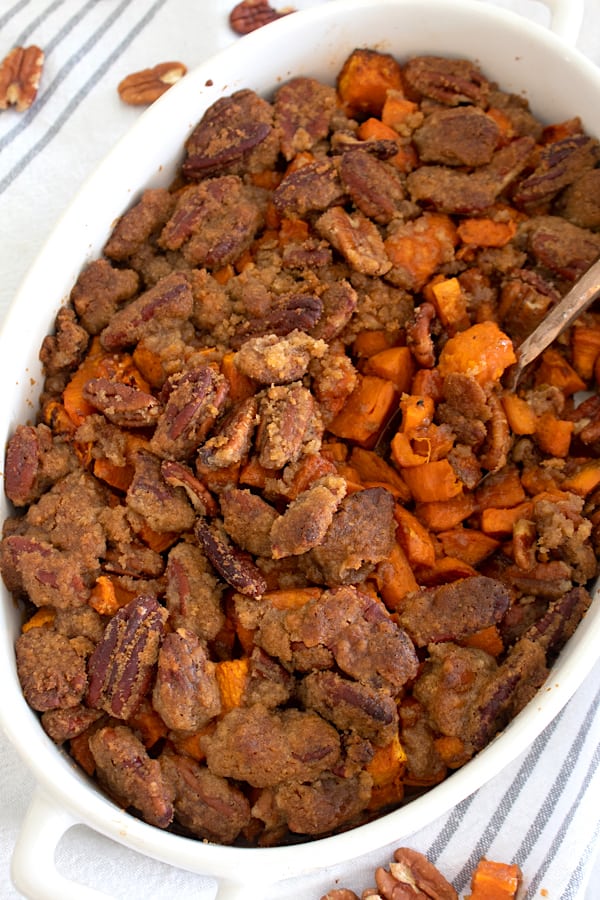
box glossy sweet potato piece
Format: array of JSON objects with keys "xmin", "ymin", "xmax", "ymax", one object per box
[
  {"xmin": 401, "ymin": 459, "xmax": 463, "ymax": 503},
  {"xmin": 328, "ymin": 374, "xmax": 398, "ymax": 448},
  {"xmin": 467, "ymin": 858, "xmax": 522, "ymax": 900},
  {"xmin": 438, "ymin": 322, "xmax": 516, "ymax": 387},
  {"xmin": 337, "ymin": 48, "xmax": 404, "ymax": 117}
]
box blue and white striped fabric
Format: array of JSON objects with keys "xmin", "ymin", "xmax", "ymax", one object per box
[{"xmin": 1, "ymin": 2, "xmax": 599, "ymax": 898}]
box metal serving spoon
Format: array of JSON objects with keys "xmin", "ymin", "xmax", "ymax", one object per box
[{"xmin": 505, "ymin": 256, "xmax": 600, "ymax": 390}]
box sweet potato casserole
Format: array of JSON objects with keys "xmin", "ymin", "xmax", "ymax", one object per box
[{"xmin": 2, "ymin": 48, "xmax": 600, "ymax": 847}]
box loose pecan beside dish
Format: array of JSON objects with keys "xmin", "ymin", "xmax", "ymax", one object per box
[
  {"xmin": 0, "ymin": 45, "xmax": 44, "ymax": 111},
  {"xmin": 117, "ymin": 61, "xmax": 187, "ymax": 106},
  {"xmin": 229, "ymin": 0, "xmax": 293, "ymax": 35},
  {"xmin": 2, "ymin": 46, "xmax": 599, "ymax": 850}
]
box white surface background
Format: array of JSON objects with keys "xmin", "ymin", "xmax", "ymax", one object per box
[{"xmin": 1, "ymin": 1, "xmax": 600, "ymax": 898}]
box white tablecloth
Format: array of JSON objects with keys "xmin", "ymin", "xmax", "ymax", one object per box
[{"xmin": 1, "ymin": 1, "xmax": 599, "ymax": 898}]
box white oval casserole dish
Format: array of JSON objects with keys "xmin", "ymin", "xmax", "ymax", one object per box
[{"xmin": 1, "ymin": 1, "xmax": 599, "ymax": 897}]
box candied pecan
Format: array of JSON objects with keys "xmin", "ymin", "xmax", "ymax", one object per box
[
  {"xmin": 103, "ymin": 188, "xmax": 175, "ymax": 261},
  {"xmin": 235, "ymin": 331, "xmax": 326, "ymax": 386},
  {"xmin": 398, "ymin": 576, "xmax": 510, "ymax": 647},
  {"xmin": 513, "ymin": 134, "xmax": 600, "ymax": 206},
  {"xmin": 89, "ymin": 724, "xmax": 174, "ymax": 829},
  {"xmin": 303, "ymin": 488, "xmax": 396, "ymax": 585},
  {"xmin": 103, "ymin": 541, "xmax": 164, "ymax": 578},
  {"xmin": 153, "ymin": 629, "xmax": 221, "ymax": 731},
  {"xmin": 479, "ymin": 393, "xmax": 511, "ymax": 474},
  {"xmin": 220, "ymin": 487, "xmax": 278, "ymax": 557},
  {"xmin": 399, "ymin": 698, "xmax": 448, "ymax": 784},
  {"xmin": 165, "ymin": 541, "xmax": 225, "ymax": 641},
  {"xmin": 87, "ymin": 595, "xmax": 168, "ymax": 719},
  {"xmin": 557, "ymin": 167, "xmax": 600, "ymax": 229},
  {"xmin": 100, "ymin": 271, "xmax": 193, "ymax": 352},
  {"xmin": 231, "ymin": 294, "xmax": 323, "ymax": 347},
  {"xmin": 244, "ymin": 646, "xmax": 294, "ymax": 708},
  {"xmin": 160, "ymin": 749, "xmax": 251, "ymax": 843},
  {"xmin": 339, "ymin": 149, "xmax": 407, "ymax": 225},
  {"xmin": 413, "ymin": 106, "xmax": 500, "ymax": 167},
  {"xmin": 407, "ymin": 136, "xmax": 534, "ymax": 214},
  {"xmin": 300, "ymin": 670, "xmax": 398, "ymax": 745},
  {"xmin": 70, "ymin": 259, "xmax": 139, "ymax": 335},
  {"xmin": 150, "ymin": 366, "xmax": 229, "ymax": 461},
  {"xmin": 437, "ymin": 373, "xmax": 490, "ymax": 448},
  {"xmin": 0, "ymin": 534, "xmax": 90, "ymax": 609},
  {"xmin": 0, "ymin": 45, "xmax": 44, "ymax": 111},
  {"xmin": 471, "ymin": 637, "xmax": 548, "ymax": 750},
  {"xmin": 270, "ymin": 474, "xmax": 347, "ymax": 558},
  {"xmin": 311, "ymin": 280, "xmax": 358, "ymax": 342},
  {"xmin": 82, "ymin": 378, "xmax": 161, "ymax": 428},
  {"xmin": 315, "ymin": 207, "xmax": 392, "ymax": 276},
  {"xmin": 413, "ymin": 643, "xmax": 499, "ymax": 749},
  {"xmin": 525, "ymin": 585, "xmax": 591, "ymax": 657},
  {"xmin": 158, "ymin": 177, "xmax": 264, "ymax": 268},
  {"xmin": 274, "ymin": 76, "xmax": 338, "ymax": 160},
  {"xmin": 16, "ymin": 628, "xmax": 87, "ymax": 712},
  {"xmin": 40, "ymin": 306, "xmax": 89, "ymax": 376},
  {"xmin": 196, "ymin": 397, "xmax": 258, "ymax": 469},
  {"xmin": 501, "ymin": 560, "xmax": 573, "ymax": 601},
  {"xmin": 4, "ymin": 424, "xmax": 73, "ymax": 508},
  {"xmin": 272, "ymin": 159, "xmax": 345, "ymax": 218},
  {"xmin": 229, "ymin": 0, "xmax": 292, "ymax": 35},
  {"xmin": 519, "ymin": 214, "xmax": 600, "ymax": 281},
  {"xmin": 332, "ymin": 132, "xmax": 404, "ymax": 160},
  {"xmin": 201, "ymin": 705, "xmax": 341, "ymax": 788},
  {"xmin": 41, "ymin": 705, "xmax": 104, "ymax": 744},
  {"xmin": 183, "ymin": 89, "xmax": 279, "ymax": 179},
  {"xmin": 403, "ymin": 55, "xmax": 491, "ymax": 107},
  {"xmin": 268, "ymin": 771, "xmax": 372, "ymax": 836},
  {"xmin": 256, "ymin": 382, "xmax": 322, "ymax": 468},
  {"xmin": 195, "ymin": 518, "xmax": 267, "ymax": 596},
  {"xmin": 117, "ymin": 61, "xmax": 187, "ymax": 106}
]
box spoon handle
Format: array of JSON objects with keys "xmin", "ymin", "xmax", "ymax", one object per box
[{"xmin": 509, "ymin": 256, "xmax": 600, "ymax": 388}]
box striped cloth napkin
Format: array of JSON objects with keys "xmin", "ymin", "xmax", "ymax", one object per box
[{"xmin": 1, "ymin": 2, "xmax": 599, "ymax": 898}]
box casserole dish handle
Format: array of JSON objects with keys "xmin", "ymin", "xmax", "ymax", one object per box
[
  {"xmin": 11, "ymin": 787, "xmax": 269, "ymax": 899},
  {"xmin": 11, "ymin": 787, "xmax": 111, "ymax": 900},
  {"xmin": 541, "ymin": 0, "xmax": 584, "ymax": 44}
]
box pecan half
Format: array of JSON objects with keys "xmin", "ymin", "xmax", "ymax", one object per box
[
  {"xmin": 195, "ymin": 519, "xmax": 267, "ymax": 597},
  {"xmin": 231, "ymin": 294, "xmax": 323, "ymax": 347},
  {"xmin": 82, "ymin": 378, "xmax": 162, "ymax": 428},
  {"xmin": 229, "ymin": 0, "xmax": 293, "ymax": 35},
  {"xmin": 256, "ymin": 382, "xmax": 321, "ymax": 468},
  {"xmin": 100, "ymin": 271, "xmax": 193, "ymax": 352},
  {"xmin": 387, "ymin": 847, "xmax": 458, "ymax": 899},
  {"xmin": 196, "ymin": 396, "xmax": 258, "ymax": 468},
  {"xmin": 5, "ymin": 424, "xmax": 47, "ymax": 507},
  {"xmin": 183, "ymin": 89, "xmax": 278, "ymax": 180},
  {"xmin": 0, "ymin": 45, "xmax": 44, "ymax": 111},
  {"xmin": 403, "ymin": 55, "xmax": 490, "ymax": 107},
  {"xmin": 87, "ymin": 595, "xmax": 168, "ymax": 719},
  {"xmin": 315, "ymin": 207, "xmax": 392, "ymax": 276},
  {"xmin": 89, "ymin": 724, "xmax": 174, "ymax": 829},
  {"xmin": 117, "ymin": 61, "xmax": 187, "ymax": 106},
  {"xmin": 153, "ymin": 628, "xmax": 221, "ymax": 731},
  {"xmin": 150, "ymin": 366, "xmax": 229, "ymax": 460}
]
